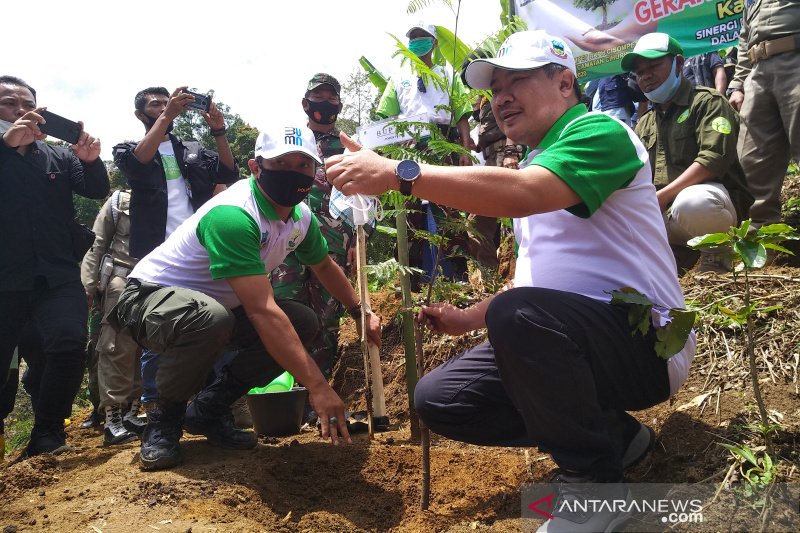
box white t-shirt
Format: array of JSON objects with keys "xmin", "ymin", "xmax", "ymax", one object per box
[
  {"xmin": 159, "ymin": 141, "xmax": 194, "ymax": 237},
  {"xmin": 514, "ymin": 106, "xmax": 695, "ymax": 397},
  {"xmin": 131, "ymin": 178, "xmax": 328, "ymax": 309}
]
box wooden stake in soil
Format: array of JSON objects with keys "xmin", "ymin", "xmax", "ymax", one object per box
[
  {"xmin": 415, "ymin": 324, "xmax": 430, "ymax": 510},
  {"xmin": 355, "ymin": 224, "xmax": 386, "ymax": 437}
]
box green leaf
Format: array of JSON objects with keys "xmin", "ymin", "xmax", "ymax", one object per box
[
  {"xmin": 607, "ymin": 288, "xmax": 653, "ymax": 335},
  {"xmin": 735, "ymin": 240, "xmax": 767, "ymax": 269},
  {"xmin": 629, "ymin": 305, "xmax": 652, "ymax": 336},
  {"xmin": 434, "ymin": 25, "xmax": 472, "ymax": 72},
  {"xmin": 375, "ymin": 225, "xmax": 397, "ymax": 236},
  {"xmin": 763, "ymin": 243, "xmax": 793, "ymax": 255},
  {"xmin": 688, "ymin": 233, "xmax": 731, "ymax": 249},
  {"xmin": 734, "ymin": 219, "xmax": 751, "ymax": 239},
  {"xmin": 653, "ymin": 309, "xmax": 696, "ymax": 359},
  {"xmin": 606, "ymin": 287, "xmax": 653, "ymax": 307},
  {"xmin": 762, "ymin": 452, "xmax": 773, "ymax": 473},
  {"xmin": 756, "ymin": 223, "xmax": 798, "ymax": 237},
  {"xmin": 720, "ymin": 442, "xmax": 758, "ymax": 467}
]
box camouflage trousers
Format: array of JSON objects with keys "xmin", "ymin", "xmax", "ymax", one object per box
[{"xmin": 270, "ymin": 252, "xmax": 349, "ymax": 378}]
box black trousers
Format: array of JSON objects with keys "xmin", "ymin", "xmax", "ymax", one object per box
[
  {"xmin": 0, "ymin": 280, "xmax": 87, "ymax": 429},
  {"xmin": 414, "ymin": 287, "xmax": 670, "ymax": 481}
]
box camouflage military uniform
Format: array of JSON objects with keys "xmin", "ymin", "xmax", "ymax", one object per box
[{"xmin": 270, "ymin": 129, "xmax": 351, "ymax": 377}]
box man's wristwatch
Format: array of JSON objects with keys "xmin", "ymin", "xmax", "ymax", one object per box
[
  {"xmin": 396, "ymin": 159, "xmax": 421, "ymax": 195},
  {"xmin": 725, "ymin": 87, "xmax": 742, "ymax": 98}
]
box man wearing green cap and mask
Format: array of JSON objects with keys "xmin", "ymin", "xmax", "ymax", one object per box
[
  {"xmin": 623, "ymin": 33, "xmax": 753, "ymax": 273},
  {"xmin": 376, "ymin": 23, "xmax": 474, "ymax": 285}
]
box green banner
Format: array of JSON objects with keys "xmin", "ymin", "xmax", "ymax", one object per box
[{"xmin": 514, "ymin": 0, "xmax": 743, "ymax": 80}]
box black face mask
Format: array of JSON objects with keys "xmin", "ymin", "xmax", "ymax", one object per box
[
  {"xmin": 303, "ymin": 99, "xmax": 339, "ymax": 125},
  {"xmin": 257, "ymin": 168, "xmax": 314, "ymax": 207},
  {"xmin": 142, "ymin": 112, "xmax": 173, "ymax": 135}
]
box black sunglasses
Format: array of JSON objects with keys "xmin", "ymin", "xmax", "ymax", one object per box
[{"xmin": 417, "ymin": 77, "xmax": 426, "ymax": 94}]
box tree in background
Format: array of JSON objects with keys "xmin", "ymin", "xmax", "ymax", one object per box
[
  {"xmin": 338, "ymin": 69, "xmax": 380, "ymax": 136},
  {"xmin": 573, "ymin": 0, "xmax": 618, "ymax": 29}
]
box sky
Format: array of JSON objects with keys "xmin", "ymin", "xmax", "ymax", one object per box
[{"xmin": 5, "ymin": 0, "xmax": 501, "ymax": 161}]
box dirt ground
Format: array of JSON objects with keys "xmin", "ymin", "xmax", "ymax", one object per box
[{"xmin": 2, "ymin": 251, "xmax": 799, "ymax": 532}]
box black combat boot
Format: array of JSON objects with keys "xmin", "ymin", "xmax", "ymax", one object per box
[
  {"xmin": 184, "ymin": 370, "xmax": 256, "ymax": 449},
  {"xmin": 25, "ymin": 422, "xmax": 71, "ymax": 457},
  {"xmin": 140, "ymin": 400, "xmax": 186, "ymax": 471}
]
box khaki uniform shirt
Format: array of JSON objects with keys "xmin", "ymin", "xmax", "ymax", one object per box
[
  {"xmin": 81, "ymin": 190, "xmax": 138, "ymax": 294},
  {"xmin": 635, "ymin": 78, "xmax": 754, "ymax": 220},
  {"xmin": 730, "ymin": 0, "xmax": 800, "ymax": 92}
]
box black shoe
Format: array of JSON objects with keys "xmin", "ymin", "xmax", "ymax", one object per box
[
  {"xmin": 79, "ymin": 409, "xmax": 102, "ymax": 429},
  {"xmin": 183, "ymin": 370, "xmax": 256, "ymax": 450},
  {"xmin": 25, "ymin": 425, "xmax": 72, "ymax": 457},
  {"xmin": 140, "ymin": 402, "xmax": 185, "ymax": 471},
  {"xmin": 184, "ymin": 400, "xmax": 256, "ymax": 449}
]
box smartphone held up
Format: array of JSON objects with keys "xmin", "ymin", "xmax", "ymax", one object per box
[
  {"xmin": 39, "ymin": 110, "xmax": 82, "ymax": 145},
  {"xmin": 182, "ymin": 89, "xmax": 212, "ymax": 112}
]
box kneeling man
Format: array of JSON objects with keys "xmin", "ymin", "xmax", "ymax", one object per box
[{"xmin": 114, "ymin": 123, "xmax": 381, "ymax": 470}]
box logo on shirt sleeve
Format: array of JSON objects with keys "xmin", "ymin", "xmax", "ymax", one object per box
[{"xmin": 711, "ymin": 117, "xmax": 732, "ymax": 134}]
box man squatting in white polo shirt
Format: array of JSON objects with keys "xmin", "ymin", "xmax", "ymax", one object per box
[{"xmin": 112, "ymin": 123, "xmax": 381, "ymax": 471}]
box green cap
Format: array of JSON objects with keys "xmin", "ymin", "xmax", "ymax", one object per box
[
  {"xmin": 307, "ymin": 73, "xmax": 341, "ymax": 96},
  {"xmin": 621, "ymin": 33, "xmax": 683, "ymax": 72}
]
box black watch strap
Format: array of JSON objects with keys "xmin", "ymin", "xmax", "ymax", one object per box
[{"xmin": 399, "ymin": 177, "xmax": 413, "ymax": 195}]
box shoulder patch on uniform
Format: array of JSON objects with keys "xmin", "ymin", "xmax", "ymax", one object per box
[
  {"xmin": 676, "ymin": 109, "xmax": 690, "ymax": 124},
  {"xmin": 711, "ymin": 117, "xmax": 732, "ymax": 134}
]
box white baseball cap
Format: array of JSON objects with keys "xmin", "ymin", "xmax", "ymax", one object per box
[
  {"xmin": 406, "ymin": 23, "xmax": 437, "ymax": 39},
  {"xmin": 464, "ymin": 30, "xmax": 576, "ymax": 90},
  {"xmin": 254, "ymin": 123, "xmax": 322, "ymax": 165}
]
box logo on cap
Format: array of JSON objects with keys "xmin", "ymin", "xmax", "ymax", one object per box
[
  {"xmin": 498, "ymin": 44, "xmax": 512, "ymax": 57},
  {"xmin": 284, "ymin": 127, "xmax": 303, "ymax": 146},
  {"xmin": 550, "ymin": 40, "xmax": 568, "ymax": 59}
]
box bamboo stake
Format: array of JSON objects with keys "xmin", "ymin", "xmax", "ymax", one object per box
[{"xmin": 355, "ymin": 224, "xmax": 375, "ymax": 438}]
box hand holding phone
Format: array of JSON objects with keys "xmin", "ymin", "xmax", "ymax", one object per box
[
  {"xmin": 39, "ymin": 110, "xmax": 82, "ymax": 144},
  {"xmin": 181, "ymin": 90, "xmax": 212, "ymax": 112}
]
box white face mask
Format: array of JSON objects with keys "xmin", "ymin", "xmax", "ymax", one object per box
[
  {"xmin": 643, "ymin": 57, "xmax": 681, "ymax": 104},
  {"xmin": 0, "ymin": 119, "xmax": 14, "ymax": 134}
]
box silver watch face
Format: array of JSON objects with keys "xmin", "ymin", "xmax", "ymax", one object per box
[{"xmin": 397, "ymin": 159, "xmax": 421, "ymax": 181}]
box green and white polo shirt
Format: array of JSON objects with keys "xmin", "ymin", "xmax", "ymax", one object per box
[
  {"xmin": 513, "ymin": 104, "xmax": 695, "ymax": 396},
  {"xmin": 130, "ymin": 177, "xmax": 328, "ymax": 309}
]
